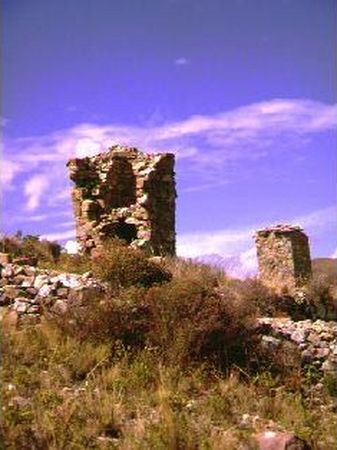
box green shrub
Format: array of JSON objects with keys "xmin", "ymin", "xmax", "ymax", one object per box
[
  {"xmin": 40, "ymin": 252, "xmax": 91, "ymax": 274},
  {"xmin": 145, "ymin": 277, "xmax": 256, "ymax": 367},
  {"xmin": 56, "ymin": 286, "xmax": 150, "ymax": 347},
  {"xmin": 91, "ymin": 239, "xmax": 172, "ymax": 289},
  {"xmin": 56, "ymin": 263, "xmax": 256, "ymax": 370},
  {"xmin": 304, "ymin": 274, "xmax": 337, "ymax": 320}
]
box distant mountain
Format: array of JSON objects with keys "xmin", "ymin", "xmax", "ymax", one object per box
[
  {"xmin": 194, "ymin": 250, "xmax": 258, "ymax": 280},
  {"xmin": 312, "ymin": 258, "xmax": 337, "ymax": 278}
]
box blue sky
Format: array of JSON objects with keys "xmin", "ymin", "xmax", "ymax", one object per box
[{"xmin": 1, "ymin": 0, "xmax": 336, "ymax": 271}]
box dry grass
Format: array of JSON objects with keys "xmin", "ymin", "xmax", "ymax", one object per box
[{"xmin": 1, "ymin": 321, "xmax": 337, "ymax": 449}]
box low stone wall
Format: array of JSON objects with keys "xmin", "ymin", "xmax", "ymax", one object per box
[
  {"xmin": 257, "ymin": 317, "xmax": 337, "ymax": 380},
  {"xmin": 0, "ymin": 263, "xmax": 106, "ymax": 324}
]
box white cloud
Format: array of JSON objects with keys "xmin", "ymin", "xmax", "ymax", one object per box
[
  {"xmin": 0, "ymin": 160, "xmax": 22, "ymax": 185},
  {"xmin": 40, "ymin": 229, "xmax": 75, "ymax": 241},
  {"xmin": 331, "ymin": 247, "xmax": 337, "ymax": 258},
  {"xmin": 274, "ymin": 206, "xmax": 337, "ymax": 234},
  {"xmin": 177, "ymin": 205, "xmax": 336, "ymax": 261},
  {"xmin": 2, "ymin": 98, "xmax": 336, "ymax": 228},
  {"xmin": 239, "ymin": 246, "xmax": 258, "ymax": 273},
  {"xmin": 177, "ymin": 227, "xmax": 253, "ymax": 258},
  {"xmin": 24, "ymin": 174, "xmax": 50, "ymax": 211},
  {"xmin": 4, "ymin": 98, "xmax": 336, "ymax": 193},
  {"xmin": 174, "ymin": 57, "xmax": 189, "ymax": 65},
  {"xmin": 64, "ymin": 240, "xmax": 79, "ymax": 254}
]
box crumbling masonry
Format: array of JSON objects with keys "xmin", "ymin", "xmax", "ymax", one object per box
[
  {"xmin": 67, "ymin": 145, "xmax": 176, "ymax": 255},
  {"xmin": 255, "ymin": 224, "xmax": 312, "ymax": 293}
]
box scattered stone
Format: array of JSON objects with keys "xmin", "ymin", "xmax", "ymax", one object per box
[
  {"xmin": 13, "ymin": 299, "xmax": 29, "ymax": 314},
  {"xmin": 8, "ymin": 396, "xmax": 32, "ymax": 409},
  {"xmin": 34, "ymin": 275, "xmax": 50, "ymax": 290},
  {"xmin": 51, "ymin": 299, "xmax": 68, "ymax": 315},
  {"xmin": 0, "ymin": 253, "xmax": 11, "ymax": 265},
  {"xmin": 254, "ymin": 430, "xmax": 311, "ymax": 450},
  {"xmin": 38, "ymin": 284, "xmax": 54, "ymax": 298}
]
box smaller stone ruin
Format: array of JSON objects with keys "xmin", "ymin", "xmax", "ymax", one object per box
[
  {"xmin": 67, "ymin": 145, "xmax": 176, "ymax": 255},
  {"xmin": 255, "ymin": 224, "xmax": 312, "ymax": 293}
]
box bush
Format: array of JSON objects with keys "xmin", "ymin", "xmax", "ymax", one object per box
[
  {"xmin": 56, "ymin": 259, "xmax": 256, "ymax": 370},
  {"xmin": 305, "ymin": 274, "xmax": 337, "ymax": 320},
  {"xmin": 0, "ymin": 233, "xmax": 61, "ymax": 264},
  {"xmin": 225, "ymin": 278, "xmax": 294, "ymax": 317},
  {"xmin": 40, "ymin": 252, "xmax": 91, "ymax": 274},
  {"xmin": 56, "ymin": 286, "xmax": 150, "ymax": 346},
  {"xmin": 91, "ymin": 239, "xmax": 172, "ymax": 289},
  {"xmin": 145, "ymin": 277, "xmax": 256, "ymax": 367}
]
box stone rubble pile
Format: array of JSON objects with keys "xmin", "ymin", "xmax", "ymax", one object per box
[
  {"xmin": 0, "ymin": 263, "xmax": 106, "ymax": 323},
  {"xmin": 258, "ymin": 317, "xmax": 337, "ymax": 379}
]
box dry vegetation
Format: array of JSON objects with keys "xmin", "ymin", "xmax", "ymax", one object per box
[{"xmin": 1, "ymin": 236, "xmax": 337, "ymax": 449}]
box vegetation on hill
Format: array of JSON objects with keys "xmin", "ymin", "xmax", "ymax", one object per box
[
  {"xmin": 312, "ymin": 258, "xmax": 337, "ymax": 280},
  {"xmin": 1, "ymin": 235, "xmax": 337, "ymax": 448}
]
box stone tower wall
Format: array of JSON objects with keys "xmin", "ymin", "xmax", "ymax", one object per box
[
  {"xmin": 67, "ymin": 145, "xmax": 176, "ymax": 256},
  {"xmin": 255, "ymin": 224, "xmax": 312, "ymax": 293}
]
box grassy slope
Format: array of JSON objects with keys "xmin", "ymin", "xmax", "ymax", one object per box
[
  {"xmin": 1, "ymin": 322, "xmax": 337, "ymax": 450},
  {"xmin": 1, "ymin": 242, "xmax": 337, "ymax": 449}
]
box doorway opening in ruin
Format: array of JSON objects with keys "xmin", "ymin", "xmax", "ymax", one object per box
[
  {"xmin": 103, "ymin": 158, "xmax": 136, "ymax": 209},
  {"xmin": 101, "ymin": 219, "xmax": 138, "ymax": 244}
]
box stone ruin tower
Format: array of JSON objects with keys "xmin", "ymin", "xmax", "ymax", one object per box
[
  {"xmin": 67, "ymin": 145, "xmax": 176, "ymax": 256},
  {"xmin": 255, "ymin": 224, "xmax": 312, "ymax": 293}
]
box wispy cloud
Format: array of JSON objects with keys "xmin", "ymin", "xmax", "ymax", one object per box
[
  {"xmin": 174, "ymin": 57, "xmax": 189, "ymax": 65},
  {"xmin": 24, "ymin": 174, "xmax": 50, "ymax": 211},
  {"xmin": 177, "ymin": 205, "xmax": 336, "ymax": 259},
  {"xmin": 40, "ymin": 229, "xmax": 76, "ymax": 241},
  {"xmin": 2, "ymin": 98, "xmax": 336, "ymax": 223},
  {"xmin": 1, "ymin": 160, "xmax": 23, "ymax": 185}
]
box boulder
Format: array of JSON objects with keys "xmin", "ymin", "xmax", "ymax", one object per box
[{"xmin": 254, "ymin": 430, "xmax": 311, "ymax": 450}]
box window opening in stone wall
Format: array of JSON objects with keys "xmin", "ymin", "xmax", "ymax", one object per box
[
  {"xmin": 103, "ymin": 158, "xmax": 136, "ymax": 209},
  {"xmin": 101, "ymin": 220, "xmax": 138, "ymax": 244}
]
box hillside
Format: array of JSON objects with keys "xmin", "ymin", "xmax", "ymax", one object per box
[
  {"xmin": 1, "ymin": 237, "xmax": 337, "ymax": 449},
  {"xmin": 312, "ymin": 258, "xmax": 337, "ymax": 278}
]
